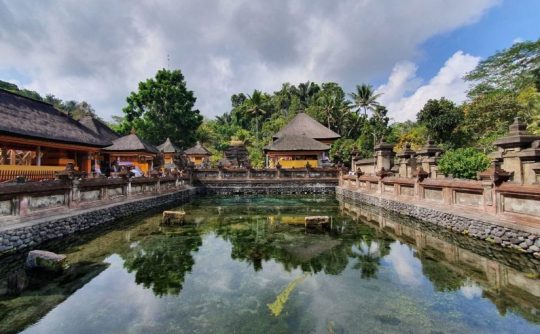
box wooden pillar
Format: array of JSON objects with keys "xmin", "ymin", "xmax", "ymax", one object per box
[{"xmin": 36, "ymin": 146, "xmax": 41, "ymax": 166}]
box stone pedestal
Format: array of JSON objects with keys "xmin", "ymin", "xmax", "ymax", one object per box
[
  {"xmin": 416, "ymin": 139, "xmax": 443, "ymax": 178},
  {"xmin": 492, "ymin": 118, "xmax": 540, "ymax": 185}
]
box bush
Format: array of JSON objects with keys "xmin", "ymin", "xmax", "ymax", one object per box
[{"xmin": 437, "ymin": 148, "xmax": 490, "ymax": 180}]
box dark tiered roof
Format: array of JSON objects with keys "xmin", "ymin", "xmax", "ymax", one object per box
[
  {"xmin": 103, "ymin": 133, "xmax": 159, "ymax": 154},
  {"xmin": 157, "ymin": 137, "xmax": 181, "ymax": 153},
  {"xmin": 0, "ymin": 89, "xmax": 112, "ymax": 147},
  {"xmin": 273, "ymin": 112, "xmax": 341, "ymax": 140},
  {"xmin": 185, "ymin": 141, "xmax": 212, "ymax": 156},
  {"xmin": 264, "ymin": 134, "xmax": 330, "ymax": 151},
  {"xmin": 79, "ymin": 116, "xmax": 121, "ymax": 143}
]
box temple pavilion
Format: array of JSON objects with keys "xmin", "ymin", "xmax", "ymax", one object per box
[
  {"xmin": 157, "ymin": 137, "xmax": 183, "ymax": 170},
  {"xmin": 264, "ymin": 112, "xmax": 340, "ymax": 168},
  {"xmin": 0, "ymin": 89, "xmax": 112, "ymax": 181},
  {"xmin": 184, "ymin": 141, "xmax": 212, "ymax": 167},
  {"xmin": 102, "ymin": 130, "xmax": 159, "ymax": 173}
]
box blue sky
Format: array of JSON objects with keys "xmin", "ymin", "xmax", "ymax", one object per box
[
  {"xmin": 0, "ymin": 0, "xmax": 538, "ymax": 122},
  {"xmin": 415, "ymin": 0, "xmax": 540, "ymax": 81}
]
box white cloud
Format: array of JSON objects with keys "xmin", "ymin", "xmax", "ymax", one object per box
[
  {"xmin": 0, "ymin": 0, "xmax": 497, "ymax": 121},
  {"xmin": 385, "ymin": 242, "xmax": 423, "ymax": 286},
  {"xmin": 378, "ymin": 51, "xmax": 480, "ymax": 122}
]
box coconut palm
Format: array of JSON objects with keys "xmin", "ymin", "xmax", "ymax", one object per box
[
  {"xmin": 349, "ymin": 84, "xmax": 382, "ymax": 116},
  {"xmin": 291, "ymin": 81, "xmax": 320, "ymax": 108},
  {"xmin": 245, "ymin": 90, "xmax": 268, "ymax": 140}
]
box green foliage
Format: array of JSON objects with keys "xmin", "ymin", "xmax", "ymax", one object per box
[
  {"xmin": 0, "ymin": 80, "xmax": 97, "ymax": 120},
  {"xmin": 388, "ymin": 121, "xmax": 427, "ymax": 152},
  {"xmin": 437, "ymin": 148, "xmax": 490, "ymax": 179},
  {"xmin": 120, "ymin": 68, "xmax": 202, "ymax": 147},
  {"xmin": 417, "ymin": 98, "xmax": 464, "ymax": 148},
  {"xmin": 330, "ymin": 138, "xmax": 356, "ymax": 166},
  {"xmin": 206, "ymin": 80, "xmax": 389, "ymax": 166},
  {"xmin": 465, "ymin": 39, "xmax": 540, "ymax": 95}
]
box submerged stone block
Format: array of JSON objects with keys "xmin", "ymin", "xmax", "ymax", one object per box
[
  {"xmin": 25, "ymin": 250, "xmax": 66, "ymax": 271},
  {"xmin": 162, "ymin": 210, "xmax": 186, "ymax": 225},
  {"xmin": 305, "ymin": 216, "xmax": 330, "ymax": 225}
]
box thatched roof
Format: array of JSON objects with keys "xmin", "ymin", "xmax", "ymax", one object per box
[
  {"xmin": 103, "ymin": 133, "xmax": 159, "ymax": 154},
  {"xmin": 185, "ymin": 141, "xmax": 212, "ymax": 156},
  {"xmin": 79, "ymin": 116, "xmax": 121, "ymax": 143},
  {"xmin": 0, "ymin": 89, "xmax": 112, "ymax": 147},
  {"xmin": 157, "ymin": 137, "xmax": 181, "ymax": 153},
  {"xmin": 273, "ymin": 112, "xmax": 340, "ymax": 140},
  {"xmin": 264, "ymin": 134, "xmax": 330, "ymax": 152}
]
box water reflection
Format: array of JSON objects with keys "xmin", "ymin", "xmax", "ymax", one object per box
[
  {"xmin": 0, "ymin": 195, "xmax": 538, "ymax": 333},
  {"xmin": 339, "ymin": 198, "xmax": 540, "ymax": 324},
  {"xmin": 122, "ymin": 228, "xmax": 202, "ymax": 296}
]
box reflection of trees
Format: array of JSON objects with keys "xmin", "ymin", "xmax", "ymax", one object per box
[
  {"xmin": 419, "ymin": 256, "xmax": 466, "ymax": 292},
  {"xmin": 214, "ymin": 215, "xmax": 391, "ymax": 278},
  {"xmin": 350, "ymin": 232, "xmax": 392, "ymax": 279},
  {"xmin": 122, "ymin": 229, "xmax": 202, "ymax": 296}
]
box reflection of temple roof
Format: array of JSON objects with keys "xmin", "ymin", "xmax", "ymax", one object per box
[
  {"xmin": 103, "ymin": 133, "xmax": 159, "ymax": 154},
  {"xmin": 185, "ymin": 141, "xmax": 211, "ymax": 156},
  {"xmin": 273, "ymin": 112, "xmax": 340, "ymax": 140},
  {"xmin": 157, "ymin": 137, "xmax": 181, "ymax": 153},
  {"xmin": 264, "ymin": 134, "xmax": 330, "ymax": 151},
  {"xmin": 0, "ymin": 89, "xmax": 112, "ymax": 147}
]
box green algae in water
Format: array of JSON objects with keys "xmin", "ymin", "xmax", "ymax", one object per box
[
  {"xmin": 0, "ymin": 195, "xmax": 539, "ymax": 334},
  {"xmin": 267, "ymin": 275, "xmax": 306, "ymax": 316}
]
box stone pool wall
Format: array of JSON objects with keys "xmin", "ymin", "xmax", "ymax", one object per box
[
  {"xmin": 0, "ymin": 186, "xmax": 198, "ymax": 254},
  {"xmin": 198, "ymin": 179, "xmax": 338, "ymax": 195},
  {"xmin": 336, "ymin": 186, "xmax": 540, "ymax": 257}
]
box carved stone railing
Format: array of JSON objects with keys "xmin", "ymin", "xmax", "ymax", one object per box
[
  {"xmin": 0, "ymin": 175, "xmax": 190, "ymax": 226},
  {"xmin": 191, "ymin": 167, "xmax": 340, "ymax": 181},
  {"xmin": 339, "ymin": 173, "xmax": 540, "ymax": 222}
]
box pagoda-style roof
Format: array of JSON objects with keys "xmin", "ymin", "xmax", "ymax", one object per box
[
  {"xmin": 79, "ymin": 116, "xmax": 121, "ymax": 143},
  {"xmin": 103, "ymin": 133, "xmax": 159, "ymax": 154},
  {"xmin": 157, "ymin": 137, "xmax": 181, "ymax": 153},
  {"xmin": 184, "ymin": 141, "xmax": 212, "ymax": 156},
  {"xmin": 264, "ymin": 134, "xmax": 330, "ymax": 152},
  {"xmin": 272, "ymin": 112, "xmax": 341, "ymax": 140},
  {"xmin": 0, "ymin": 89, "xmax": 112, "ymax": 147}
]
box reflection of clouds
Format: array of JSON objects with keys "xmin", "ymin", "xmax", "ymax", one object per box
[
  {"xmin": 25, "ymin": 254, "xmax": 164, "ymax": 333},
  {"xmin": 460, "ymin": 279, "xmax": 483, "ymax": 300},
  {"xmin": 384, "ymin": 243, "xmax": 422, "ymax": 286}
]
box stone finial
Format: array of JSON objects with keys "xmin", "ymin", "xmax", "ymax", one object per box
[
  {"xmin": 478, "ymin": 161, "xmax": 512, "ymax": 185},
  {"xmin": 397, "ymin": 142, "xmax": 416, "ymax": 159},
  {"xmin": 417, "ymin": 138, "xmax": 443, "ymax": 157},
  {"xmin": 130, "ymin": 127, "xmax": 137, "ymax": 135},
  {"xmin": 374, "ymin": 137, "xmax": 394, "ymax": 152},
  {"xmin": 376, "ymin": 167, "xmax": 393, "ymax": 179},
  {"xmin": 493, "ymin": 117, "xmax": 540, "ymax": 150},
  {"xmin": 412, "ymin": 167, "xmax": 429, "ymax": 181},
  {"xmin": 508, "ymin": 117, "xmax": 528, "ymax": 135}
]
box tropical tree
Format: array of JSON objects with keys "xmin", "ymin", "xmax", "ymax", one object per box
[
  {"xmin": 245, "ymin": 90, "xmax": 269, "ymax": 140},
  {"xmin": 417, "ymin": 98, "xmax": 464, "ymax": 148},
  {"xmin": 291, "ymin": 81, "xmax": 320, "ymax": 108},
  {"xmin": 120, "ymin": 68, "xmax": 202, "ymax": 147},
  {"xmin": 349, "ymin": 84, "xmax": 382, "ymax": 116}
]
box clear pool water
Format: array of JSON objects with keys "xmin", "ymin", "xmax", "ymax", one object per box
[{"xmin": 0, "ymin": 196, "xmax": 539, "ymax": 333}]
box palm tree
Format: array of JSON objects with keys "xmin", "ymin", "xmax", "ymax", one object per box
[
  {"xmin": 216, "ymin": 112, "xmax": 232, "ymax": 126},
  {"xmin": 349, "ymin": 84, "xmax": 382, "ymax": 116},
  {"xmin": 245, "ymin": 90, "xmax": 268, "ymax": 140},
  {"xmin": 317, "ymin": 93, "xmax": 338, "ymax": 129},
  {"xmin": 291, "ymin": 81, "xmax": 320, "ymax": 108}
]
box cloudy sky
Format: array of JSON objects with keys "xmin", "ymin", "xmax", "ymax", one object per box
[{"xmin": 1, "ymin": 0, "xmax": 539, "ymax": 122}]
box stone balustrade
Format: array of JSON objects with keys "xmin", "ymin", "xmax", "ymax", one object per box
[
  {"xmin": 340, "ymin": 172, "xmax": 540, "ymax": 223},
  {"xmin": 191, "ymin": 166, "xmax": 340, "ymax": 181},
  {"xmin": 0, "ymin": 175, "xmax": 190, "ymax": 227}
]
